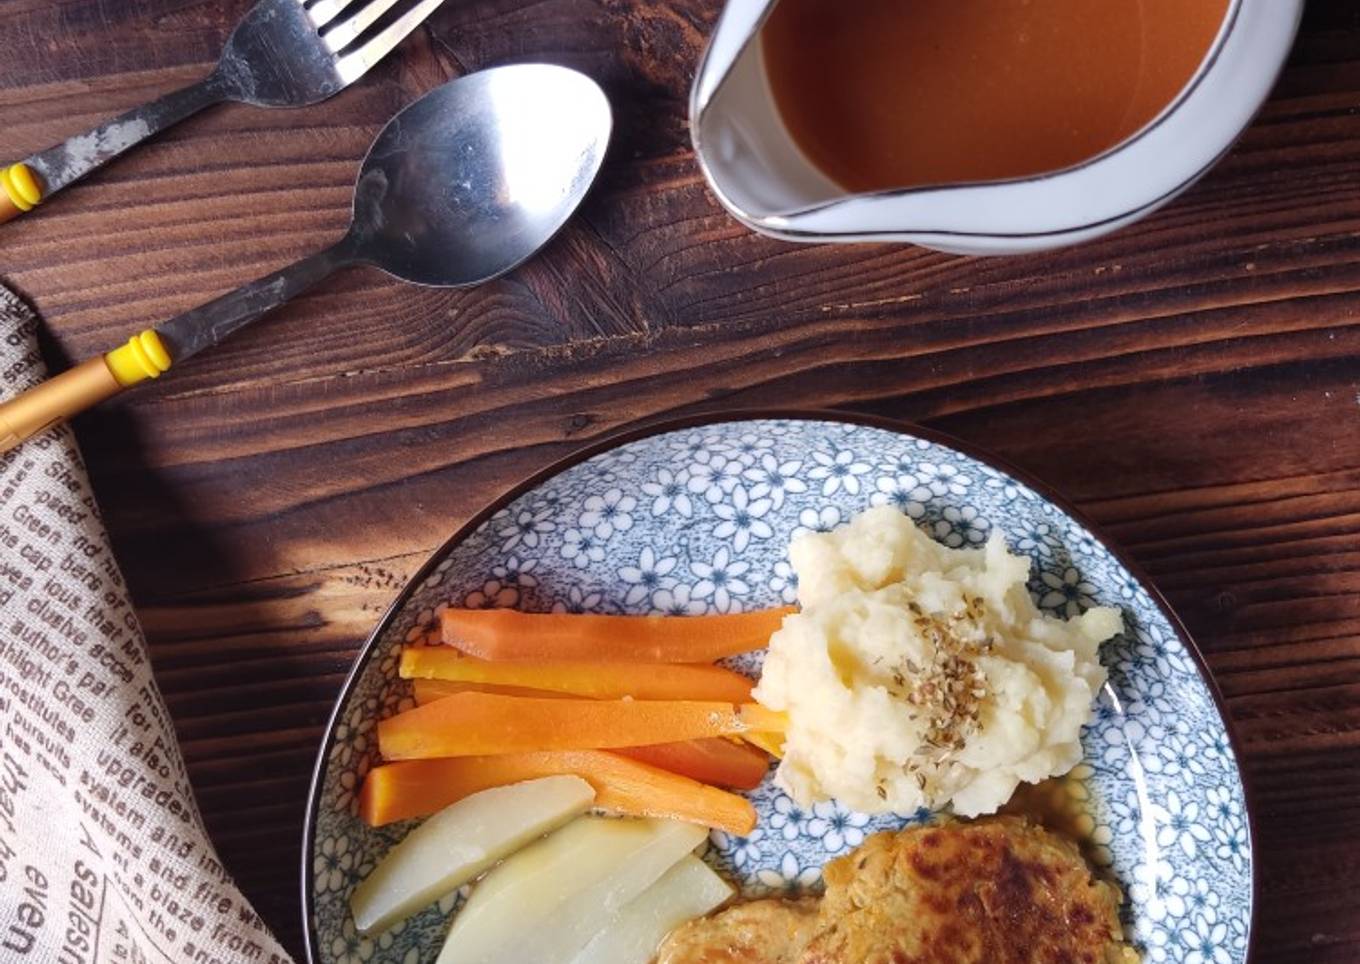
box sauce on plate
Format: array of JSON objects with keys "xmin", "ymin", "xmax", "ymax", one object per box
[{"xmin": 761, "ymin": 0, "xmax": 1231, "ymax": 192}]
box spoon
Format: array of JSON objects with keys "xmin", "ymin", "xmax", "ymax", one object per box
[{"xmin": 0, "ymin": 63, "xmax": 612, "ymax": 453}]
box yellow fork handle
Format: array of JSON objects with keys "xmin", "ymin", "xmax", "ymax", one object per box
[
  {"xmin": 0, "ymin": 163, "xmax": 44, "ymax": 225},
  {"xmin": 0, "ymin": 331, "xmax": 171, "ymax": 453}
]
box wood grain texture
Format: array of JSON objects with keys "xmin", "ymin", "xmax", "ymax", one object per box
[{"xmin": 3, "ymin": 0, "xmax": 1360, "ymax": 959}]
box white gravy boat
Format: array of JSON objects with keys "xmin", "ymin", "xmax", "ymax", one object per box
[{"xmin": 690, "ymin": 0, "xmax": 1303, "ymax": 254}]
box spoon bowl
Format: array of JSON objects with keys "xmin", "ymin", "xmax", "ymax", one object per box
[{"xmin": 351, "ymin": 64, "xmax": 613, "ymax": 286}]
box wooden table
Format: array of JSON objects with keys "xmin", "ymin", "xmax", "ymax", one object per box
[{"xmin": 2, "ymin": 1, "xmax": 1357, "ymax": 959}]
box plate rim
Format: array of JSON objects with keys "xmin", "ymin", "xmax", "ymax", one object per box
[{"xmin": 299, "ymin": 407, "xmax": 1258, "ymax": 963}]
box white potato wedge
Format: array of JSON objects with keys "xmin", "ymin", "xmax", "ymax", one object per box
[
  {"xmin": 569, "ymin": 855, "xmax": 733, "ymax": 964},
  {"xmin": 349, "ymin": 775, "xmax": 593, "ymax": 935},
  {"xmin": 437, "ymin": 815, "xmax": 707, "ymax": 964}
]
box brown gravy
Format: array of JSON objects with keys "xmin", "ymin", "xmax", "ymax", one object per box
[{"xmin": 761, "ymin": 0, "xmax": 1230, "ymax": 192}]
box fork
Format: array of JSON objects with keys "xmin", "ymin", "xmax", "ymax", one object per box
[{"xmin": 0, "ymin": 0, "xmax": 446, "ymax": 225}]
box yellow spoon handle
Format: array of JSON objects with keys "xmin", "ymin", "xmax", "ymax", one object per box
[
  {"xmin": 0, "ymin": 163, "xmax": 43, "ymax": 225},
  {"xmin": 0, "ymin": 331, "xmax": 170, "ymax": 453}
]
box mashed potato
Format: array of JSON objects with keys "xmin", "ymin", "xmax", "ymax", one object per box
[{"xmin": 752, "ymin": 505, "xmax": 1121, "ymax": 817}]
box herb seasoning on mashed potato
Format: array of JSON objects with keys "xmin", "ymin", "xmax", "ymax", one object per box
[{"xmin": 752, "ymin": 505, "xmax": 1121, "ymax": 817}]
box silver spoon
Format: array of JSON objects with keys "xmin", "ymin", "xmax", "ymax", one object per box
[{"xmin": 0, "ymin": 64, "xmax": 612, "ymax": 453}]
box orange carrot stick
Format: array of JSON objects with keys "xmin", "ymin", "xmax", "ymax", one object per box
[
  {"xmin": 440, "ymin": 607, "xmax": 793, "ymax": 662},
  {"xmin": 409, "ymin": 678, "xmax": 769, "ymax": 784},
  {"xmin": 411, "ymin": 678, "xmax": 566, "ymax": 704},
  {"xmin": 408, "ymin": 682, "xmax": 767, "ymax": 786},
  {"xmin": 358, "ymin": 750, "xmax": 757, "ymax": 836},
  {"xmin": 615, "ymin": 738, "xmax": 770, "ymax": 790},
  {"xmin": 377, "ymin": 691, "xmax": 774, "ymax": 760},
  {"xmin": 400, "ymin": 646, "xmax": 754, "ymax": 702}
]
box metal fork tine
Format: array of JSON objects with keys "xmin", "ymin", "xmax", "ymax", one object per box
[
  {"xmin": 334, "ymin": 0, "xmax": 446, "ymax": 82},
  {"xmin": 323, "ymin": 0, "xmax": 404, "ymax": 52},
  {"xmin": 307, "ymin": 0, "xmax": 361, "ymax": 30}
]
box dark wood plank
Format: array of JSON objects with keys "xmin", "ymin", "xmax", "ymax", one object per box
[{"xmin": 3, "ymin": 0, "xmax": 1360, "ymax": 959}]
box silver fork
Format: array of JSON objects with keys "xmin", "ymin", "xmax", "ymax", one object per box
[{"xmin": 0, "ymin": 0, "xmax": 446, "ymax": 225}]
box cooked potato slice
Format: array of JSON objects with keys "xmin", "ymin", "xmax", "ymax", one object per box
[
  {"xmin": 437, "ymin": 815, "xmax": 706, "ymax": 964},
  {"xmin": 349, "ymin": 774, "xmax": 593, "ymax": 935},
  {"xmin": 569, "ymin": 855, "xmax": 733, "ymax": 964}
]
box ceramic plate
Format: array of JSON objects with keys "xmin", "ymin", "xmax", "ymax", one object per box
[{"xmin": 303, "ymin": 413, "xmax": 1255, "ymax": 964}]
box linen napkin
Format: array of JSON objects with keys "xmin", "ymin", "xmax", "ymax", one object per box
[{"xmin": 0, "ymin": 285, "xmax": 292, "ymax": 964}]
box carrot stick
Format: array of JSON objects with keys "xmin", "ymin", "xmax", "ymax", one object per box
[
  {"xmin": 440, "ymin": 607, "xmax": 794, "ymax": 662},
  {"xmin": 400, "ymin": 647, "xmax": 754, "ymax": 702},
  {"xmin": 409, "ymin": 683, "xmax": 767, "ymax": 786},
  {"xmin": 377, "ymin": 692, "xmax": 774, "ymax": 760},
  {"xmin": 615, "ymin": 738, "xmax": 770, "ymax": 790},
  {"xmin": 411, "ymin": 678, "xmax": 567, "ymax": 704},
  {"xmin": 410, "ymin": 678, "xmax": 769, "ymax": 784},
  {"xmin": 358, "ymin": 750, "xmax": 757, "ymax": 836}
]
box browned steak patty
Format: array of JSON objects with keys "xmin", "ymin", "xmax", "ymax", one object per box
[{"xmin": 656, "ymin": 817, "xmax": 1138, "ymax": 964}]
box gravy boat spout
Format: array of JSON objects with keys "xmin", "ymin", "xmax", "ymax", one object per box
[{"xmin": 690, "ymin": 0, "xmax": 1301, "ymax": 255}]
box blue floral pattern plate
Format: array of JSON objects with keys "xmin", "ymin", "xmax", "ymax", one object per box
[{"xmin": 303, "ymin": 414, "xmax": 1254, "ymax": 964}]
